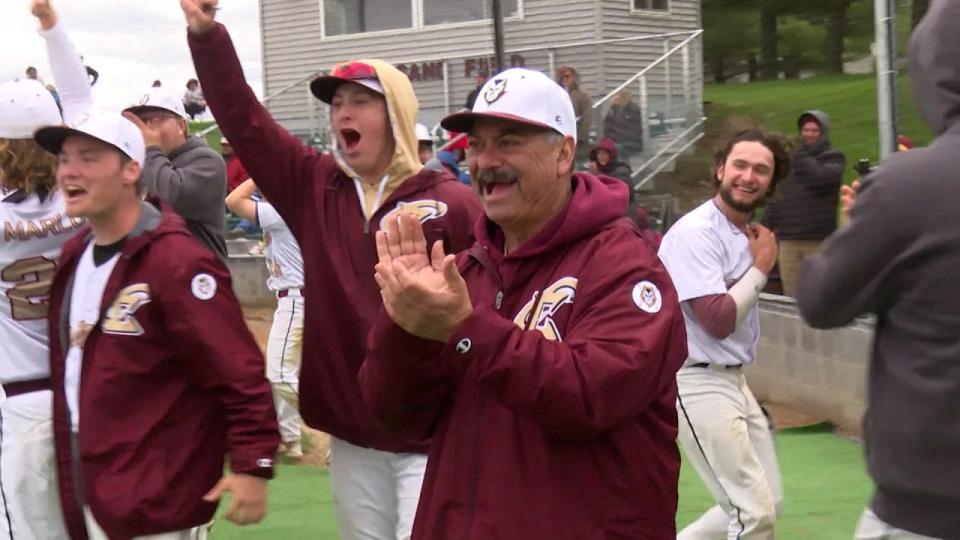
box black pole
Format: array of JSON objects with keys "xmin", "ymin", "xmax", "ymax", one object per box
[{"xmin": 492, "ymin": 0, "xmax": 505, "ymax": 73}]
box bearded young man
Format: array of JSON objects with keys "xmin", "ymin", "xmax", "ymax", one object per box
[{"xmin": 658, "ymin": 129, "xmax": 791, "ymax": 540}]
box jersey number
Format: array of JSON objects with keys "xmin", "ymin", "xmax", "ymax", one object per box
[{"xmin": 2, "ymin": 257, "xmax": 57, "ymax": 321}]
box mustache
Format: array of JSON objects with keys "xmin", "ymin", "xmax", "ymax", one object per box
[{"xmin": 475, "ymin": 168, "xmax": 520, "ymax": 185}]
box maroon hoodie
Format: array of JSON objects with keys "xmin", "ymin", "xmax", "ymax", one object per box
[
  {"xmin": 360, "ymin": 174, "xmax": 688, "ymax": 539},
  {"xmin": 188, "ymin": 25, "xmax": 481, "ymax": 453},
  {"xmin": 48, "ymin": 201, "xmax": 279, "ymax": 540}
]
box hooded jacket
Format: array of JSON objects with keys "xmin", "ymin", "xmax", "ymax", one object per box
[
  {"xmin": 762, "ymin": 110, "xmax": 846, "ymax": 240},
  {"xmin": 48, "ymin": 201, "xmax": 278, "ymax": 540},
  {"xmin": 797, "ymin": 2, "xmax": 960, "ymax": 536},
  {"xmin": 359, "ymin": 174, "xmax": 688, "ymax": 539},
  {"xmin": 189, "ymin": 25, "xmax": 481, "ymax": 454},
  {"xmin": 590, "ymin": 137, "xmax": 633, "ymax": 184},
  {"xmin": 142, "ymin": 136, "xmax": 228, "ymax": 258}
]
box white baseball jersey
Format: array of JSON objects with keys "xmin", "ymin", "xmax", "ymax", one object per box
[
  {"xmin": 257, "ymin": 202, "xmax": 304, "ymax": 292},
  {"xmin": 0, "ymin": 189, "xmax": 84, "ymax": 383},
  {"xmin": 658, "ymin": 199, "xmax": 759, "ymax": 366}
]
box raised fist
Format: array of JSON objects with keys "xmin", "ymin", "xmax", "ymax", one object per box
[
  {"xmin": 180, "ymin": 0, "xmax": 219, "ymax": 35},
  {"xmin": 30, "ymin": 0, "xmax": 58, "ymax": 30}
]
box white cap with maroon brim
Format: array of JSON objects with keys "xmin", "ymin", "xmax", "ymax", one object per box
[
  {"xmin": 440, "ymin": 68, "xmax": 577, "ymax": 143},
  {"xmin": 34, "ymin": 111, "xmax": 146, "ymax": 167}
]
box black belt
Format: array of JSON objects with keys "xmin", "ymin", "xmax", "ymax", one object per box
[
  {"xmin": 689, "ymin": 363, "xmax": 741, "ymax": 370},
  {"xmin": 3, "ymin": 377, "xmax": 52, "ymax": 397},
  {"xmin": 277, "ymin": 288, "xmax": 303, "ymax": 298}
]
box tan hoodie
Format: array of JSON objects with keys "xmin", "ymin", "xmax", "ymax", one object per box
[{"xmin": 330, "ymin": 59, "xmax": 423, "ymax": 220}]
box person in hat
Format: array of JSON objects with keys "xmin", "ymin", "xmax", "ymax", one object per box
[
  {"xmin": 34, "ymin": 111, "xmax": 279, "ymax": 540},
  {"xmin": 415, "ymin": 123, "xmax": 434, "ymax": 164},
  {"xmin": 359, "ymin": 67, "xmax": 688, "ymax": 539},
  {"xmin": 0, "ymin": 2, "xmax": 93, "ymax": 537},
  {"xmin": 122, "ymin": 87, "xmax": 227, "ymax": 258},
  {"xmin": 180, "ymin": 1, "xmax": 481, "ymax": 538}
]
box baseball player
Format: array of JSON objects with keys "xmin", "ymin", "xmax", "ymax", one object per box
[
  {"xmin": 182, "ymin": 1, "xmax": 481, "ymax": 538},
  {"xmin": 226, "ymin": 179, "xmax": 305, "ymax": 459},
  {"xmin": 0, "ymin": 2, "xmax": 91, "ymax": 538},
  {"xmin": 658, "ymin": 129, "xmax": 790, "ymax": 540},
  {"xmin": 35, "ymin": 111, "xmax": 279, "ymax": 540}
]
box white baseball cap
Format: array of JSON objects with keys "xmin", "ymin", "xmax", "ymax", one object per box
[
  {"xmin": 0, "ymin": 80, "xmax": 62, "ymax": 139},
  {"xmin": 415, "ymin": 123, "xmax": 432, "ymax": 143},
  {"xmin": 441, "ymin": 68, "xmax": 577, "ymax": 143},
  {"xmin": 124, "ymin": 87, "xmax": 187, "ymax": 119},
  {"xmin": 34, "ymin": 111, "xmax": 147, "ymax": 167}
]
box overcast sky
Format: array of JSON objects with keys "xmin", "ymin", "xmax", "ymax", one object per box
[{"xmin": 0, "ymin": 1, "xmax": 263, "ymax": 110}]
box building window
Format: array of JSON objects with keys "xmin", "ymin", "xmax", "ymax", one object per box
[
  {"xmin": 422, "ymin": 0, "xmax": 519, "ymax": 26},
  {"xmin": 632, "ymin": 0, "xmax": 668, "ymax": 11},
  {"xmin": 323, "ymin": 0, "xmax": 414, "ymax": 37}
]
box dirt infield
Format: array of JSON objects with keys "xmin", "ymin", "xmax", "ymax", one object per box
[{"xmin": 244, "ymin": 307, "xmax": 331, "ymax": 469}]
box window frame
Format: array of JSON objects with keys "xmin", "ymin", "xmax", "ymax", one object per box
[
  {"xmin": 629, "ymin": 0, "xmax": 671, "ymax": 16},
  {"xmin": 319, "ymin": 0, "xmax": 524, "ymax": 41}
]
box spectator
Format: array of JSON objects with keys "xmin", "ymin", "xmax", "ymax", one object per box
[
  {"xmin": 415, "ymin": 123, "xmax": 433, "ymax": 164},
  {"xmin": 423, "ymin": 131, "xmax": 470, "ymax": 184},
  {"xmin": 762, "ymin": 110, "xmax": 845, "ymax": 296},
  {"xmin": 603, "ymin": 89, "xmax": 644, "ymax": 160},
  {"xmin": 464, "ymin": 70, "xmax": 487, "ymax": 110},
  {"xmin": 25, "ymin": 66, "xmax": 40, "ymax": 81},
  {"xmin": 556, "ymin": 65, "xmax": 592, "ymax": 160},
  {"xmin": 222, "ymin": 137, "xmax": 249, "ymax": 192},
  {"xmin": 588, "ymin": 137, "xmax": 632, "ymax": 185},
  {"xmin": 796, "ymin": 2, "xmax": 960, "ymax": 537},
  {"xmin": 152, "ymin": 79, "xmax": 162, "ymax": 87},
  {"xmin": 183, "ymin": 78, "xmax": 207, "ymax": 119},
  {"xmin": 360, "ymin": 67, "xmax": 687, "ymax": 539},
  {"xmin": 123, "ymin": 87, "xmax": 228, "ymax": 258}
]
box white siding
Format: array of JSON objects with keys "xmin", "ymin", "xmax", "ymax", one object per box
[{"xmin": 259, "ymin": 0, "xmax": 701, "ymax": 135}]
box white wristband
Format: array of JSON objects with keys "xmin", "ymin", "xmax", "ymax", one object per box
[{"xmin": 728, "ymin": 267, "xmax": 768, "ymax": 324}]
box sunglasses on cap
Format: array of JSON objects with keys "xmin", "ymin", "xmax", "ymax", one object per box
[{"xmin": 332, "ymin": 62, "xmax": 378, "ymax": 81}]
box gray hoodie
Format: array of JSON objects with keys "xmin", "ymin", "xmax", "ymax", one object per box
[
  {"xmin": 796, "ymin": 1, "xmax": 960, "ymax": 536},
  {"xmin": 142, "ymin": 136, "xmax": 227, "ymax": 258}
]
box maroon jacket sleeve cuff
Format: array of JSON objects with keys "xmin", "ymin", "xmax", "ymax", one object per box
[
  {"xmin": 440, "ymin": 304, "xmax": 516, "ymax": 368},
  {"xmin": 230, "ymin": 456, "xmax": 275, "ymax": 480}
]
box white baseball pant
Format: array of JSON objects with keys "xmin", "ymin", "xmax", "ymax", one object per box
[
  {"xmin": 83, "ymin": 507, "xmax": 208, "ymax": 540},
  {"xmin": 854, "ymin": 508, "xmax": 943, "ymax": 540},
  {"xmin": 266, "ymin": 295, "xmax": 304, "ymax": 443},
  {"xmin": 676, "ymin": 366, "xmax": 783, "ymax": 540},
  {"xmin": 0, "ymin": 389, "xmax": 69, "ymax": 540},
  {"xmin": 329, "ymin": 437, "xmax": 427, "ymax": 540}
]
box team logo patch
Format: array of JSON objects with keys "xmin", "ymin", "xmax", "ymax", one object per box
[
  {"xmin": 191, "ymin": 273, "xmax": 218, "ymax": 301},
  {"xmin": 102, "ymin": 283, "xmax": 152, "ymax": 336},
  {"xmin": 513, "ymin": 277, "xmax": 578, "ymax": 341},
  {"xmin": 378, "ymin": 200, "xmax": 449, "ymax": 232},
  {"xmin": 632, "ymin": 280, "xmax": 662, "ymax": 314},
  {"xmin": 140, "ymin": 94, "xmax": 151, "ymax": 105},
  {"xmin": 483, "ymin": 78, "xmax": 508, "ymax": 104}
]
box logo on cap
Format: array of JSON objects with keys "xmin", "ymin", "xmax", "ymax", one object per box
[
  {"xmin": 140, "ymin": 94, "xmax": 150, "ymax": 105},
  {"xmin": 484, "ymin": 79, "xmax": 508, "ymax": 104}
]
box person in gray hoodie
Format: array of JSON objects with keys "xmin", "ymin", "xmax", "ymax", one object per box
[
  {"xmin": 761, "ymin": 110, "xmax": 845, "ymax": 296},
  {"xmin": 795, "ymin": 1, "xmax": 960, "ymax": 538},
  {"xmin": 123, "ymin": 87, "xmax": 227, "ymax": 258}
]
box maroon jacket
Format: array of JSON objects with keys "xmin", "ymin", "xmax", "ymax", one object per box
[
  {"xmin": 189, "ymin": 25, "xmax": 481, "ymax": 453},
  {"xmin": 359, "ymin": 174, "xmax": 688, "ymax": 539},
  {"xmin": 48, "ymin": 201, "xmax": 279, "ymax": 540}
]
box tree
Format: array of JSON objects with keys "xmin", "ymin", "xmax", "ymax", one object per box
[
  {"xmin": 759, "ymin": 0, "xmax": 779, "ymax": 79},
  {"xmin": 823, "ymin": 0, "xmax": 851, "ymax": 74}
]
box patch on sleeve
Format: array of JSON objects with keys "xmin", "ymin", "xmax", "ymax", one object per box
[
  {"xmin": 190, "ymin": 273, "xmax": 218, "ymax": 301},
  {"xmin": 632, "ymin": 280, "xmax": 662, "ymax": 314}
]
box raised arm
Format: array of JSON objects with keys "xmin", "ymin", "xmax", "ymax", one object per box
[
  {"xmin": 181, "ymin": 0, "xmax": 328, "ymax": 236},
  {"xmin": 33, "ymin": 0, "xmax": 93, "ymax": 125},
  {"xmin": 225, "ymin": 178, "xmax": 258, "ymax": 222}
]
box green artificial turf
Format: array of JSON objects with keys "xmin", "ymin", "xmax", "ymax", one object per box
[{"xmin": 211, "ymin": 425, "xmax": 872, "ymax": 539}]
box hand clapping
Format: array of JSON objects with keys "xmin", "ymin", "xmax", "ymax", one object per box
[{"xmin": 374, "ymin": 213, "xmax": 473, "ymax": 342}]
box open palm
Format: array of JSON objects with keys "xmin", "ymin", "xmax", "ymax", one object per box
[{"xmin": 378, "ymin": 213, "xmax": 447, "ymax": 291}]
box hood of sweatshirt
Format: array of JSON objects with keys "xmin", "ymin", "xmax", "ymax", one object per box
[
  {"xmin": 908, "ymin": 0, "xmax": 960, "ymax": 136},
  {"xmin": 590, "ymin": 137, "xmax": 619, "ymax": 161}
]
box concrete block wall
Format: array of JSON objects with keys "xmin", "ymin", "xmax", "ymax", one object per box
[
  {"xmin": 226, "ymin": 255, "xmax": 274, "ymax": 308},
  {"xmin": 746, "ymin": 295, "xmax": 875, "ymax": 437}
]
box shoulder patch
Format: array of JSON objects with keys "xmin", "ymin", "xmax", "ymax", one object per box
[
  {"xmin": 190, "ymin": 273, "xmax": 218, "ymax": 301},
  {"xmin": 378, "ymin": 199, "xmax": 449, "ymax": 231},
  {"xmin": 632, "ymin": 280, "xmax": 662, "ymax": 314}
]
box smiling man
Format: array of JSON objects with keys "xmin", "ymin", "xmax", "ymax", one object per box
[
  {"xmin": 658, "ymin": 129, "xmax": 790, "ymax": 540},
  {"xmin": 358, "ymin": 67, "xmax": 688, "ymax": 539},
  {"xmin": 180, "ymin": 1, "xmax": 480, "ymax": 538},
  {"xmin": 34, "ymin": 111, "xmax": 278, "ymax": 540}
]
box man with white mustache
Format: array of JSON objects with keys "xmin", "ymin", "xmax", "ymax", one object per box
[{"xmin": 658, "ymin": 129, "xmax": 791, "ymax": 540}]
